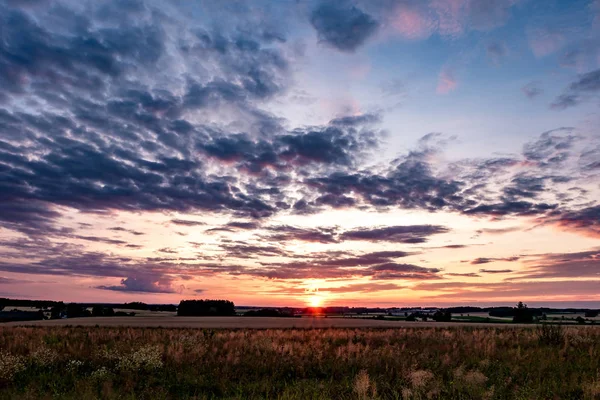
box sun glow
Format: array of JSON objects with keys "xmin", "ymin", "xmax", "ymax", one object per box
[{"xmin": 309, "ymin": 295, "xmax": 324, "ymax": 307}]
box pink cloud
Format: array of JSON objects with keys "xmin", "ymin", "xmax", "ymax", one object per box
[
  {"xmin": 389, "ymin": 0, "xmax": 519, "ymax": 40},
  {"xmin": 431, "ymin": 0, "xmax": 468, "ymax": 37},
  {"xmin": 391, "ymin": 5, "xmax": 435, "ymax": 40},
  {"xmin": 436, "ymin": 68, "xmax": 458, "ymax": 94},
  {"xmin": 528, "ymin": 29, "xmax": 566, "ymax": 58}
]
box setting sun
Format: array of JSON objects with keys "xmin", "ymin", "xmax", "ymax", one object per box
[{"xmin": 309, "ymin": 295, "xmax": 325, "ymax": 308}]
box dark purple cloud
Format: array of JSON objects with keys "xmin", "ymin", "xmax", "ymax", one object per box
[
  {"xmin": 310, "ymin": 2, "xmax": 379, "ymax": 52},
  {"xmin": 171, "ymin": 219, "xmax": 206, "ymax": 227},
  {"xmin": 470, "ymin": 256, "xmax": 519, "ymax": 265},
  {"xmin": 551, "ymin": 68, "xmax": 600, "ymax": 109},
  {"xmin": 96, "ymin": 276, "xmax": 179, "ymax": 294},
  {"xmin": 478, "ymin": 269, "xmax": 514, "ymax": 274},
  {"xmin": 340, "ymin": 225, "xmax": 449, "ymax": 243}
]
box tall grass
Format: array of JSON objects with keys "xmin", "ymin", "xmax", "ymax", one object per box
[{"xmin": 0, "ymin": 326, "xmax": 599, "ymax": 399}]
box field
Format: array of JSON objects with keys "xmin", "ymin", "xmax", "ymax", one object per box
[
  {"xmin": 3, "ymin": 316, "xmax": 529, "ymax": 329},
  {"xmin": 1, "ymin": 325, "xmax": 599, "ymax": 399}
]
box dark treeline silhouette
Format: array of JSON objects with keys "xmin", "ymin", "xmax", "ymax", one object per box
[
  {"xmin": 74, "ymin": 302, "xmax": 176, "ymax": 312},
  {"xmin": 177, "ymin": 300, "xmax": 236, "ymax": 316},
  {"xmin": 0, "ymin": 298, "xmax": 62, "ymax": 309},
  {"xmin": 0, "ymin": 310, "xmax": 44, "ymax": 323},
  {"xmin": 243, "ymin": 309, "xmax": 296, "ymax": 317}
]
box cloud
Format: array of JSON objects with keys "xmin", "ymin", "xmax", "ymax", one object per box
[
  {"xmin": 0, "ymin": 276, "xmax": 31, "ymax": 284},
  {"xmin": 390, "ymin": 3, "xmax": 435, "ymax": 39},
  {"xmin": 478, "ymin": 268, "xmax": 514, "ymax": 274},
  {"xmin": 171, "ymin": 219, "xmax": 206, "ymax": 227},
  {"xmin": 509, "ymin": 249, "xmax": 600, "ymax": 280},
  {"xmin": 476, "ymin": 227, "xmax": 521, "ymax": 235},
  {"xmin": 522, "ymin": 82, "xmax": 543, "ymax": 99},
  {"xmin": 486, "ymin": 41, "xmax": 508, "ymax": 64},
  {"xmin": 340, "ymin": 225, "xmax": 449, "ymax": 243},
  {"xmin": 261, "ymin": 225, "xmax": 339, "ymax": 243},
  {"xmin": 547, "ymin": 205, "xmax": 600, "ymax": 238},
  {"xmin": 389, "ymin": 0, "xmax": 518, "ymax": 40},
  {"xmin": 310, "ymin": 2, "xmax": 379, "ymax": 52},
  {"xmin": 551, "ymin": 69, "xmax": 600, "ymax": 109},
  {"xmin": 528, "ymin": 28, "xmax": 566, "ymax": 58},
  {"xmin": 320, "ymin": 283, "xmax": 403, "ymax": 293},
  {"xmin": 330, "ymin": 113, "xmax": 381, "ymax": 126},
  {"xmin": 218, "ymin": 242, "xmax": 289, "ymax": 258},
  {"xmin": 96, "ymin": 276, "xmax": 178, "ymax": 294},
  {"xmin": 414, "ymin": 279, "xmax": 600, "ymax": 300},
  {"xmin": 245, "ymin": 250, "xmax": 435, "ymax": 280},
  {"xmin": 108, "ymin": 227, "xmax": 145, "ymax": 236},
  {"xmin": 436, "ymin": 68, "xmax": 458, "ymax": 94},
  {"xmin": 470, "ymin": 257, "xmax": 519, "ymax": 265}
]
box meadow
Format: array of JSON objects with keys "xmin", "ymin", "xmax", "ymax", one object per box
[{"xmin": 1, "ymin": 325, "xmax": 599, "ymax": 399}]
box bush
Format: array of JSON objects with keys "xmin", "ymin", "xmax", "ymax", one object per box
[{"xmin": 536, "ymin": 323, "xmax": 565, "ymax": 346}]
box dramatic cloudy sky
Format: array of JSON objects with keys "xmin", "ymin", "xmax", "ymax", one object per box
[{"xmin": 1, "ymin": 0, "xmax": 599, "ymax": 307}]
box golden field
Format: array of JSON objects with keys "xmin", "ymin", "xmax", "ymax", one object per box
[{"xmin": 0, "ymin": 325, "xmax": 599, "ymax": 399}]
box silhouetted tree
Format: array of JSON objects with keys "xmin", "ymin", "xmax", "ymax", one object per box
[
  {"xmin": 433, "ymin": 310, "xmax": 452, "ymax": 322},
  {"xmin": 66, "ymin": 304, "xmax": 91, "ymax": 318},
  {"xmin": 50, "ymin": 303, "xmax": 65, "ymax": 319},
  {"xmin": 585, "ymin": 310, "xmax": 599, "ymax": 318},
  {"xmin": 92, "ymin": 306, "xmax": 115, "ymax": 317},
  {"xmin": 177, "ymin": 300, "xmax": 235, "ymax": 316},
  {"xmin": 513, "ymin": 302, "xmax": 533, "ymax": 323},
  {"xmin": 576, "ymin": 316, "xmax": 586, "ymax": 324}
]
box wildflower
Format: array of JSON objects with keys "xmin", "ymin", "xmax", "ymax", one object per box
[
  {"xmin": 31, "ymin": 347, "xmax": 58, "ymax": 367},
  {"xmin": 91, "ymin": 367, "xmax": 110, "ymax": 380},
  {"xmin": 117, "ymin": 345, "xmax": 163, "ymax": 371},
  {"xmin": 66, "ymin": 359, "xmax": 85, "ymax": 372},
  {"xmin": 0, "ymin": 351, "xmax": 25, "ymax": 381}
]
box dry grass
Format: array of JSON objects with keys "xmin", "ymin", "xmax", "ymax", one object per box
[
  {"xmin": 3, "ymin": 315, "xmax": 547, "ymax": 328},
  {"xmin": 0, "ymin": 325, "xmax": 598, "ymax": 399}
]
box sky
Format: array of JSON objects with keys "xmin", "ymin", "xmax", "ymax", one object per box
[{"xmin": 0, "ymin": 0, "xmax": 599, "ymax": 308}]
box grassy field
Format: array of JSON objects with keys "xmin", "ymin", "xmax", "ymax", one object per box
[
  {"xmin": 3, "ymin": 316, "xmax": 536, "ymax": 329},
  {"xmin": 1, "ymin": 325, "xmax": 599, "ymax": 399}
]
